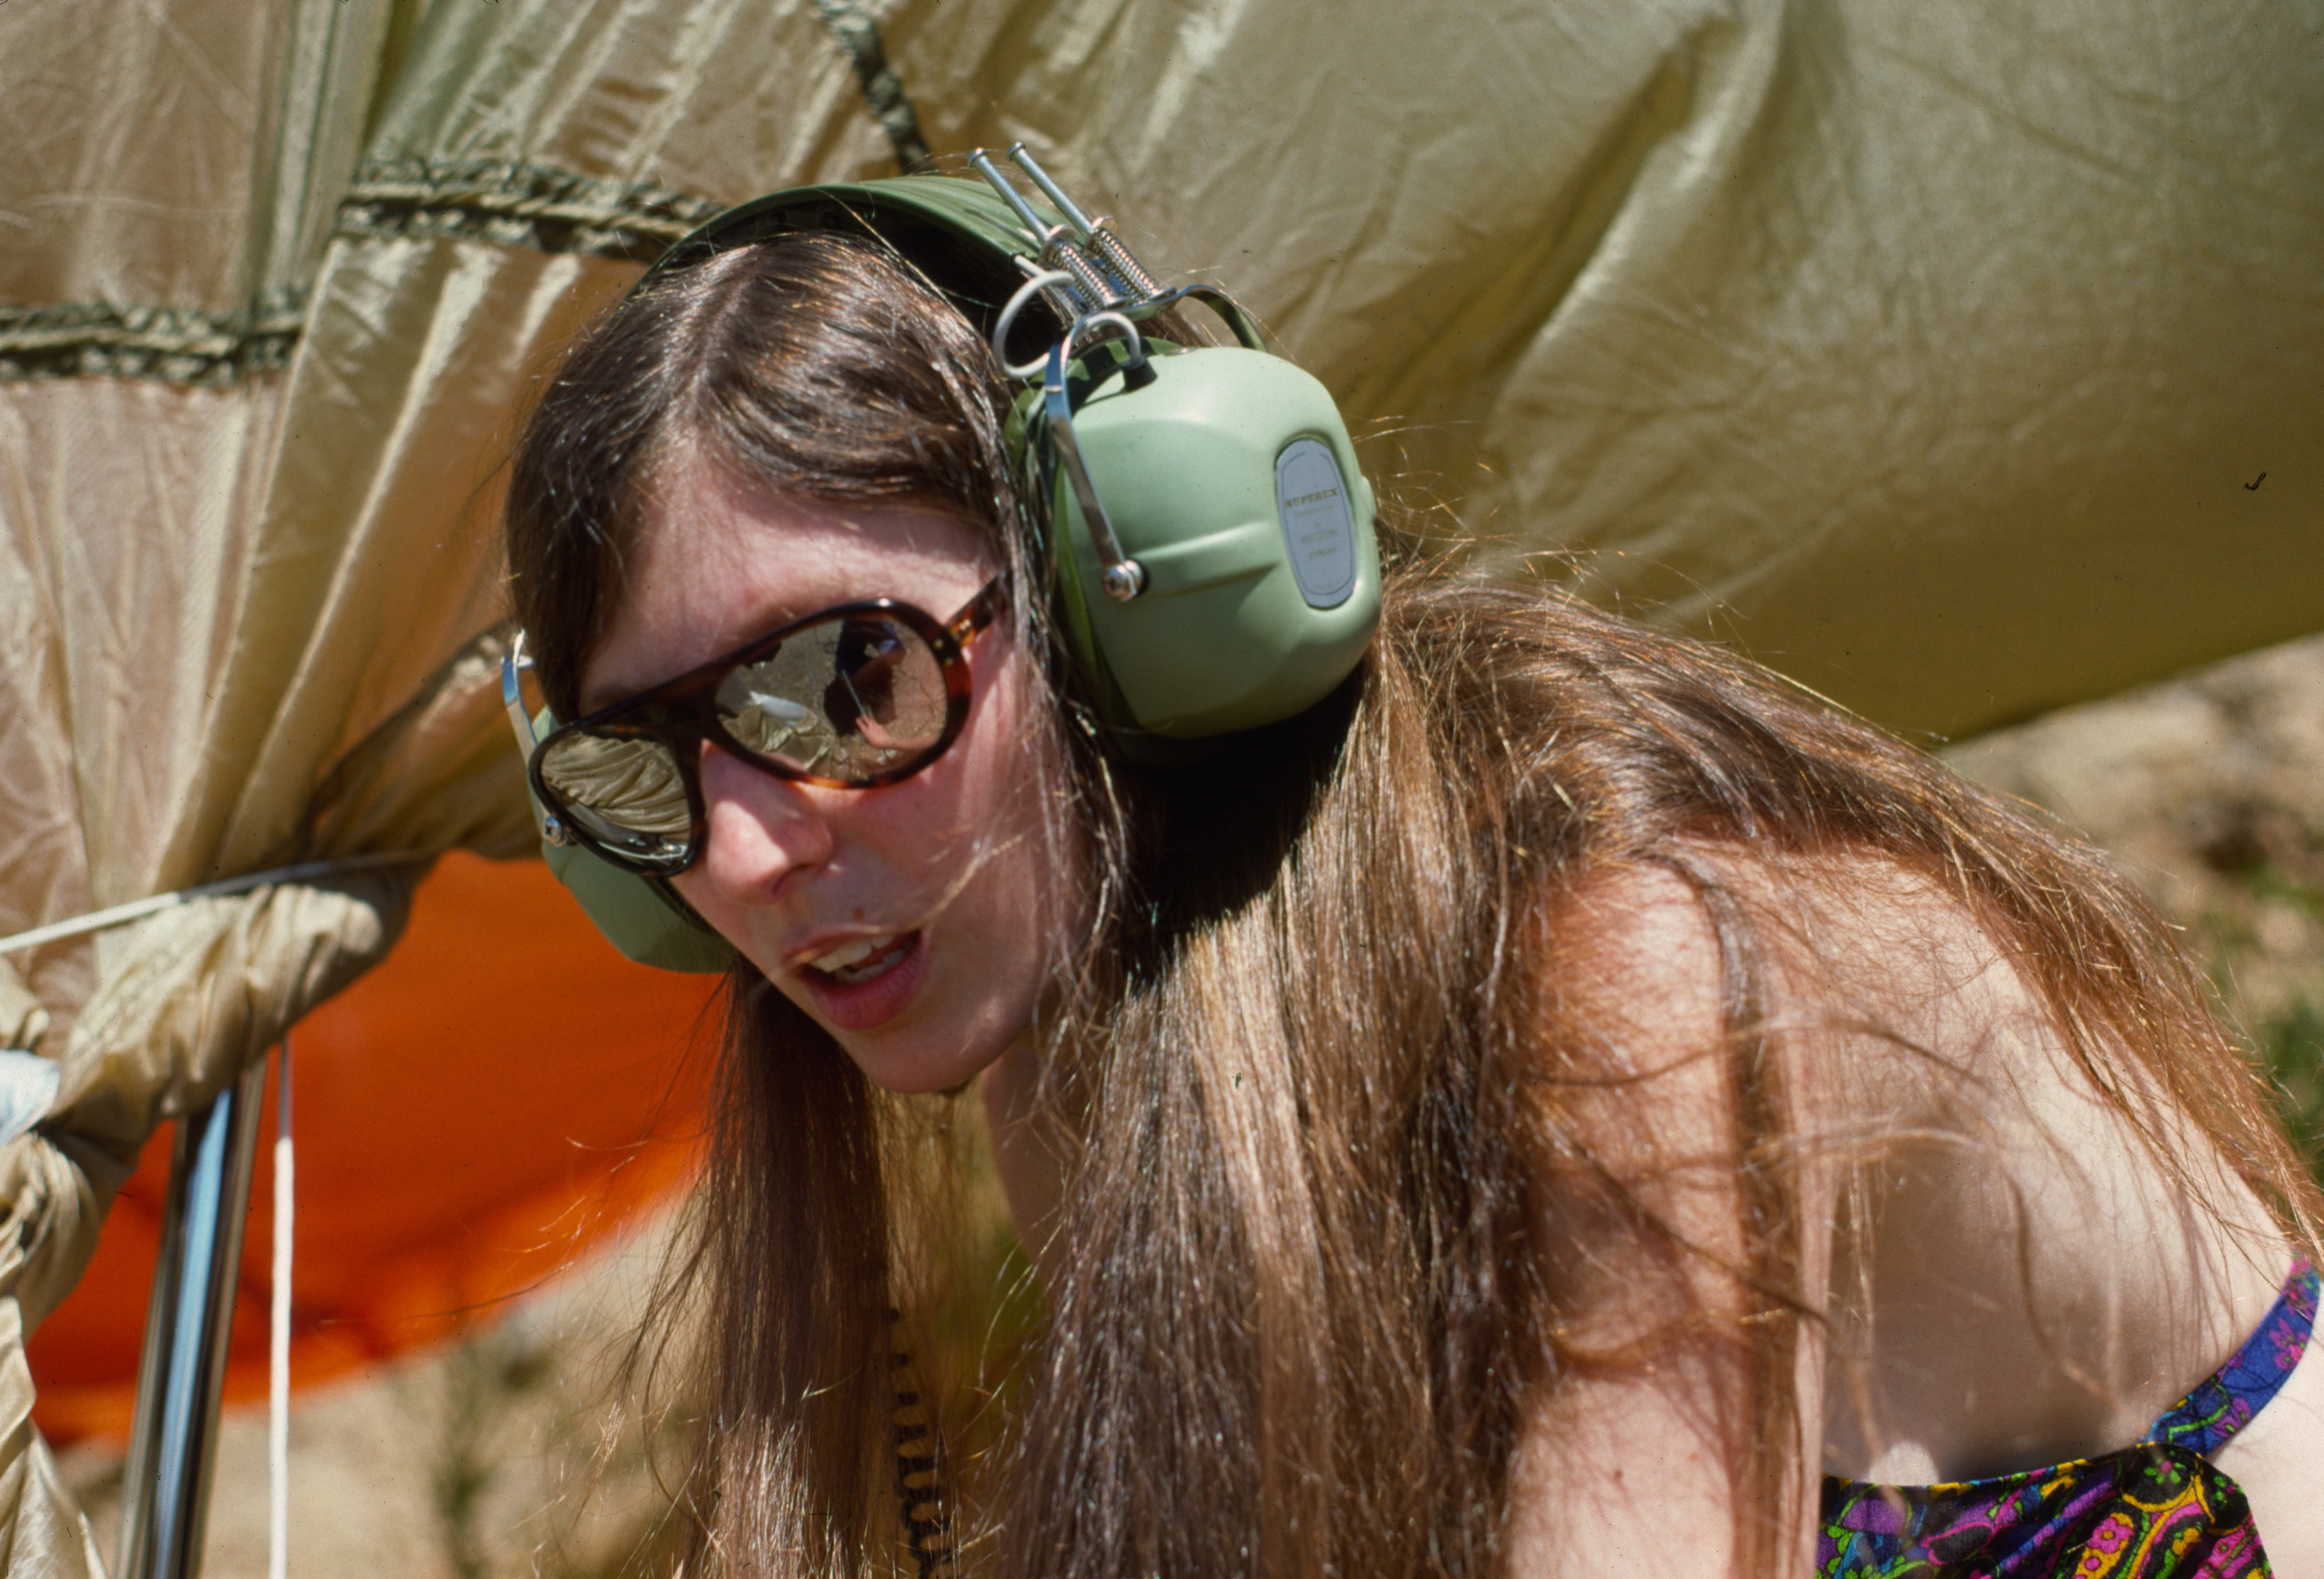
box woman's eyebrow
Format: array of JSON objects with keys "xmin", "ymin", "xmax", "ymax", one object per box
[
  {"xmin": 576, "ymin": 670, "xmax": 642, "ymax": 717},
  {"xmin": 576, "ymin": 646, "xmax": 708, "ymax": 716},
  {"xmin": 579, "ymin": 644, "xmax": 715, "ymax": 716}
]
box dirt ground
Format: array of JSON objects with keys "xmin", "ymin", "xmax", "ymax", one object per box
[
  {"xmin": 55, "ymin": 632, "xmax": 2324, "ymax": 1579},
  {"xmin": 1951, "ymin": 631, "xmax": 2324, "ymax": 1161}
]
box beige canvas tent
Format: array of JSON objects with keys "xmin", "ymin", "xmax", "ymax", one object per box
[{"xmin": 4, "ymin": 0, "xmax": 2320, "ymax": 1567}]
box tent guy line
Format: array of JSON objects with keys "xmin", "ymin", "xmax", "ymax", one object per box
[{"xmin": 0, "ymin": 854, "xmax": 426, "ymax": 959}]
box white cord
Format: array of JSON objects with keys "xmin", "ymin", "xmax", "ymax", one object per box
[
  {"xmin": 0, "ymin": 851, "xmax": 421, "ymax": 958},
  {"xmin": 993, "ymin": 268, "xmax": 1077, "ymax": 378},
  {"xmin": 1069, "ymin": 309, "xmax": 1148, "ymax": 371},
  {"xmin": 268, "ymin": 1040, "xmax": 294, "ymax": 1579}
]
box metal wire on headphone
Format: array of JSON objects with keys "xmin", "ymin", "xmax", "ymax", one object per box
[
  {"xmin": 966, "ymin": 145, "xmax": 1321, "ymax": 622},
  {"xmin": 969, "ymin": 144, "xmax": 1162, "ymax": 323}
]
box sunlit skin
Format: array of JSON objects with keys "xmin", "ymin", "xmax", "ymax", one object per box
[{"xmin": 580, "ymin": 447, "xmax": 1077, "ymax": 1098}]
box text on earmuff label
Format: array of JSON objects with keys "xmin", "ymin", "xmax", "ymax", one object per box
[{"xmin": 1274, "ymin": 438, "xmax": 1359, "ymax": 610}]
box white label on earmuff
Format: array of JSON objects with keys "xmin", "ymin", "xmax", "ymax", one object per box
[{"xmin": 1275, "ymin": 438, "xmax": 1358, "ymax": 609}]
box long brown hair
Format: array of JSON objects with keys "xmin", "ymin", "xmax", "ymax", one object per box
[{"xmin": 505, "ymin": 226, "xmax": 2323, "ymax": 1578}]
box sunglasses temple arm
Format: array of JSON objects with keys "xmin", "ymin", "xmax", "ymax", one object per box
[{"xmin": 947, "ymin": 578, "xmax": 1010, "ymax": 645}]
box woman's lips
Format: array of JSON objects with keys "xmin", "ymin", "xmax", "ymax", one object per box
[{"xmin": 797, "ymin": 929, "xmax": 925, "ymax": 1031}]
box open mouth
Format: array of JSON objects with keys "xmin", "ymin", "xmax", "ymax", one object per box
[{"xmin": 804, "ymin": 931, "xmax": 916, "ymax": 985}]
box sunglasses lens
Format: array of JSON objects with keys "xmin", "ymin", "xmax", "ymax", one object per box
[
  {"xmin": 535, "ymin": 732, "xmax": 696, "ymax": 871},
  {"xmin": 535, "ymin": 607, "xmax": 964, "ymax": 874},
  {"xmin": 715, "ymin": 611, "xmax": 949, "ymax": 780}
]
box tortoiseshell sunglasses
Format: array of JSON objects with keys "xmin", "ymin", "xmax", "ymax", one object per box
[{"xmin": 514, "ymin": 578, "xmax": 1007, "ymax": 876}]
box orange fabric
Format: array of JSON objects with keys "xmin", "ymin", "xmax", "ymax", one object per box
[{"xmin": 25, "ymin": 852, "xmax": 717, "ymax": 1441}]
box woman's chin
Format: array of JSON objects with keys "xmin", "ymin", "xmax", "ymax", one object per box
[
  {"xmin": 821, "ymin": 983, "xmax": 1025, "ymax": 1095},
  {"xmin": 838, "ymin": 1030, "xmax": 1012, "ymax": 1096}
]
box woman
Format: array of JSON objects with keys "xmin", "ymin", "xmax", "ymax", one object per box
[{"xmin": 501, "ymin": 177, "xmax": 2324, "ymax": 1578}]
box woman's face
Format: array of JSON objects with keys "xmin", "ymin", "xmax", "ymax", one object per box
[{"xmin": 581, "ymin": 449, "xmax": 1080, "ymax": 1094}]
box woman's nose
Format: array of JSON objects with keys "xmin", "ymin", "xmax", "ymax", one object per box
[{"xmin": 689, "ymin": 742, "xmax": 836, "ymax": 900}]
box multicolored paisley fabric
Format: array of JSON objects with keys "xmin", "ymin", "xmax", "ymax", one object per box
[{"xmin": 1818, "ymin": 1263, "xmax": 2318, "ymax": 1578}]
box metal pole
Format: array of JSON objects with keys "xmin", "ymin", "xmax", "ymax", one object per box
[{"xmin": 117, "ymin": 1055, "xmax": 271, "ymax": 1579}]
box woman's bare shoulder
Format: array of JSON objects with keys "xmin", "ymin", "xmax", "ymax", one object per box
[{"xmin": 1531, "ymin": 852, "xmax": 2014, "ymax": 1152}]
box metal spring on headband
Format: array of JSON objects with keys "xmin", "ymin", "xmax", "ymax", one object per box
[{"xmin": 969, "ymin": 145, "xmax": 1164, "ymax": 318}]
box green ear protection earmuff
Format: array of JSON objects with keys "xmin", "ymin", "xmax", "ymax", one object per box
[{"xmin": 503, "ymin": 147, "xmax": 1382, "ymax": 972}]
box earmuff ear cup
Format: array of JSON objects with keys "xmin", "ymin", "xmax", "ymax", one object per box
[{"xmin": 1025, "ymin": 344, "xmax": 1381, "ymax": 740}]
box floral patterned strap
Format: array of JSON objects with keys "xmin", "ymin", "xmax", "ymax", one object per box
[
  {"xmin": 2147, "ymin": 1261, "xmax": 2318, "ymax": 1458},
  {"xmin": 1818, "ymin": 1443, "xmax": 2261, "ymax": 1578}
]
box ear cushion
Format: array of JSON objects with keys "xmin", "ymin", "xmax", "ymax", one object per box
[
  {"xmin": 543, "ymin": 840, "xmax": 736, "ymax": 974},
  {"xmin": 521, "ymin": 707, "xmax": 735, "ymax": 975}
]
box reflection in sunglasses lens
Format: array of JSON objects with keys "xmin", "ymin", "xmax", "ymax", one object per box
[
  {"xmin": 715, "ymin": 613, "xmax": 945, "ymax": 778},
  {"xmin": 538, "ymin": 734, "xmax": 694, "ymax": 866}
]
